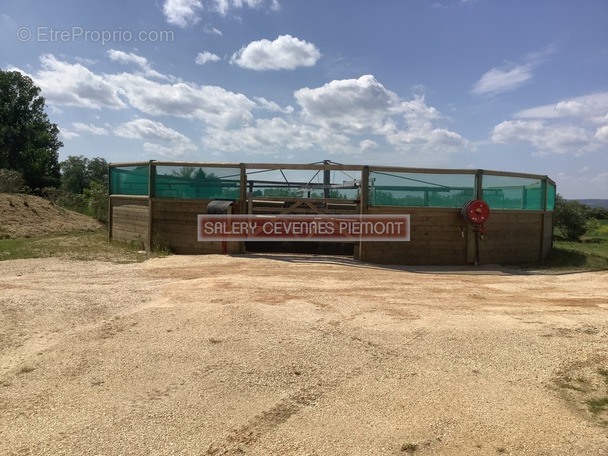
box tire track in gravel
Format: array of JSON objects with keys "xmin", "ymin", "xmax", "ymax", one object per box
[{"xmin": 204, "ymin": 322, "xmax": 431, "ymax": 455}]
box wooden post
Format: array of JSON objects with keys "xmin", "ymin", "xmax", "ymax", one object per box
[
  {"xmin": 147, "ymin": 161, "xmax": 155, "ymax": 251},
  {"xmin": 475, "ymin": 169, "xmax": 484, "ymax": 200},
  {"xmin": 323, "ymin": 160, "xmax": 331, "ymax": 198},
  {"xmin": 239, "ymin": 163, "xmax": 247, "ymax": 214},
  {"xmin": 239, "ymin": 163, "xmax": 247, "ymax": 253},
  {"xmin": 107, "ymin": 164, "xmax": 113, "ymax": 242},
  {"xmin": 358, "ymin": 166, "xmax": 370, "ymax": 262}
]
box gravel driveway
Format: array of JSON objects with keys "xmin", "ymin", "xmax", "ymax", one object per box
[{"xmin": 1, "ymin": 255, "xmax": 607, "ymax": 455}]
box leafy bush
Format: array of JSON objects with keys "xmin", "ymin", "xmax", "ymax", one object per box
[
  {"xmin": 84, "ymin": 180, "xmax": 108, "ymax": 222},
  {"xmin": 554, "ymin": 195, "xmax": 589, "ymax": 241},
  {"xmin": 0, "ymin": 169, "xmax": 26, "ymax": 193}
]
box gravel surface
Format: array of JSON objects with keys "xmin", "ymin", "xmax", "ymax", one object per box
[{"xmin": 1, "ymin": 254, "xmax": 607, "ymax": 455}]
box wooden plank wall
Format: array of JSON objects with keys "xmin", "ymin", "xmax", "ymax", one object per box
[
  {"xmin": 541, "ymin": 212, "xmax": 554, "ymax": 259},
  {"xmin": 110, "ymin": 197, "xmax": 149, "ymax": 249},
  {"xmin": 110, "ymin": 196, "xmax": 553, "ymax": 264},
  {"xmin": 361, "ymin": 207, "xmax": 467, "ymax": 265},
  {"xmin": 150, "ymin": 198, "xmax": 243, "ymax": 254},
  {"xmin": 361, "ymin": 207, "xmax": 552, "ymax": 265},
  {"xmin": 478, "ymin": 211, "xmax": 548, "ymax": 264}
]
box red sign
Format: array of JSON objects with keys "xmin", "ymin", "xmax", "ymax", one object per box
[{"xmin": 197, "ymin": 214, "xmax": 410, "ymax": 242}]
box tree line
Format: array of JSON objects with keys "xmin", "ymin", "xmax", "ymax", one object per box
[{"xmin": 0, "ymin": 69, "xmax": 108, "ymax": 221}]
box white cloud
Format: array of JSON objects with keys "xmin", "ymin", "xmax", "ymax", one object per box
[
  {"xmin": 359, "ymin": 139, "xmax": 378, "ymax": 152},
  {"xmin": 210, "ymin": 0, "xmax": 279, "ymax": 16},
  {"xmin": 516, "ymin": 92, "xmax": 608, "ymax": 123},
  {"xmin": 202, "ymin": 117, "xmax": 353, "ymax": 155},
  {"xmin": 472, "ymin": 47, "xmax": 554, "ymax": 96},
  {"xmin": 472, "ymin": 64, "xmax": 533, "ymax": 96},
  {"xmin": 0, "ymin": 14, "xmax": 15, "ymax": 27},
  {"xmin": 254, "ymin": 97, "xmax": 294, "ymax": 114},
  {"xmin": 72, "ymin": 122, "xmax": 109, "ymax": 135},
  {"xmin": 21, "ymin": 54, "xmax": 469, "ymax": 161},
  {"xmin": 115, "ymin": 118, "xmax": 197, "ymax": 157},
  {"xmin": 204, "ymin": 25, "xmax": 223, "ymax": 36},
  {"xmin": 295, "ymin": 75, "xmax": 401, "ymax": 135},
  {"xmin": 293, "ymin": 75, "xmax": 465, "ymax": 156},
  {"xmin": 203, "ymin": 75, "xmax": 466, "ymax": 158},
  {"xmin": 231, "ymin": 35, "xmax": 321, "ymax": 71},
  {"xmin": 596, "ymin": 125, "xmax": 608, "ymax": 142},
  {"xmin": 491, "ymin": 120, "xmax": 593, "ymax": 154},
  {"xmin": 491, "ymin": 91, "xmax": 608, "ymax": 155},
  {"xmin": 22, "ymin": 54, "xmax": 126, "ymax": 109},
  {"xmin": 107, "ymin": 72, "xmax": 256, "ymax": 127},
  {"xmin": 23, "ymin": 54, "xmax": 256, "ymax": 127},
  {"xmin": 163, "ymin": 0, "xmax": 203, "ymax": 28},
  {"xmin": 74, "ymin": 57, "xmax": 97, "ymax": 65},
  {"xmin": 195, "ymin": 51, "xmax": 221, "ymax": 65},
  {"xmin": 59, "ymin": 128, "xmax": 80, "ymax": 140},
  {"xmin": 107, "ymin": 49, "xmax": 170, "ymax": 80},
  {"xmin": 162, "ymin": 0, "xmax": 278, "ymax": 25},
  {"xmin": 108, "ymin": 49, "xmax": 148, "ymax": 68}
]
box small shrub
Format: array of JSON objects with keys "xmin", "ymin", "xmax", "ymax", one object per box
[
  {"xmin": 554, "ymin": 195, "xmax": 589, "ymax": 241},
  {"xmin": 40, "ymin": 186, "xmax": 61, "ymax": 203},
  {"xmin": 0, "ymin": 169, "xmax": 26, "ymax": 193},
  {"xmin": 84, "ymin": 181, "xmax": 108, "ymax": 222},
  {"xmin": 56, "ymin": 191, "xmax": 88, "ymax": 213}
]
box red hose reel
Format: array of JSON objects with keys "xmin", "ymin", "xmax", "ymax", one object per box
[
  {"xmin": 462, "ymin": 200, "xmax": 490, "ymax": 264},
  {"xmin": 461, "ymin": 199, "xmax": 490, "ymax": 225}
]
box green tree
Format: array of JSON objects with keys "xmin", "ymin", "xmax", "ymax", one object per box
[
  {"xmin": 554, "ymin": 194, "xmax": 589, "ymax": 241},
  {"xmin": 60, "ymin": 155, "xmax": 89, "ymax": 194},
  {"xmin": 60, "ymin": 155, "xmax": 108, "ymax": 194},
  {"xmin": 0, "ymin": 70, "xmax": 62, "ymax": 191},
  {"xmin": 58, "ymin": 155, "xmax": 109, "ymax": 221},
  {"xmin": 588, "ymin": 207, "xmax": 608, "ymax": 220},
  {"xmin": 87, "ymin": 157, "xmax": 108, "ymax": 185}
]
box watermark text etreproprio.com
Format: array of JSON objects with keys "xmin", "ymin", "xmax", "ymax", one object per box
[{"xmin": 16, "ymin": 26, "xmax": 175, "ymax": 45}]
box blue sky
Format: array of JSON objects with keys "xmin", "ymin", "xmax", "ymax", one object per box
[{"xmin": 1, "ymin": 0, "xmax": 607, "ymax": 198}]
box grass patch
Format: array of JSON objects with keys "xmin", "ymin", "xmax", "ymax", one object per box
[
  {"xmin": 542, "ymin": 241, "xmax": 608, "ymax": 271},
  {"xmin": 400, "ymin": 443, "xmax": 418, "ymax": 453},
  {"xmin": 598, "ymin": 368, "xmax": 608, "ymax": 385},
  {"xmin": 17, "ymin": 365, "xmax": 36, "ymax": 375},
  {"xmin": 0, "ymin": 229, "xmax": 169, "ymax": 263},
  {"xmin": 541, "ymin": 221, "xmax": 608, "ymax": 271},
  {"xmin": 586, "ymin": 396, "xmax": 608, "ymax": 415},
  {"xmin": 555, "ymin": 377, "xmax": 587, "ymax": 392}
]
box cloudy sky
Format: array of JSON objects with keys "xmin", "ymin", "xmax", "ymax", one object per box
[{"xmin": 1, "ymin": 0, "xmax": 607, "ymax": 198}]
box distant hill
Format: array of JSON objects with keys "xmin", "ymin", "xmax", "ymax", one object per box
[{"xmin": 575, "ymin": 199, "xmax": 608, "ymax": 209}]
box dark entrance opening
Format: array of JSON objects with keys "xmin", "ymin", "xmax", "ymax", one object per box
[{"xmin": 245, "ymin": 241, "xmax": 355, "ymax": 255}]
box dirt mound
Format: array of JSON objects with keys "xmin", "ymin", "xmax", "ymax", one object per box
[{"xmin": 0, "ymin": 193, "xmax": 103, "ymax": 239}]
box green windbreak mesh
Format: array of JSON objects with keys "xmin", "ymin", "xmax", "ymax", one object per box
[
  {"xmin": 154, "ymin": 166, "xmax": 241, "ymax": 199},
  {"xmin": 369, "ymin": 171, "xmax": 475, "ymax": 208},
  {"xmin": 546, "ymin": 182, "xmax": 556, "ymax": 211},
  {"xmin": 245, "ymin": 168, "xmax": 360, "ymax": 200},
  {"xmin": 110, "ymin": 166, "xmax": 149, "ymax": 195},
  {"xmin": 482, "ymin": 175, "xmax": 544, "ymax": 210}
]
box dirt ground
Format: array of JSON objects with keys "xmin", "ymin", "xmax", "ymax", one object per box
[
  {"xmin": 0, "ymin": 193, "xmax": 102, "ymax": 239},
  {"xmin": 1, "ymin": 254, "xmax": 608, "ymax": 455}
]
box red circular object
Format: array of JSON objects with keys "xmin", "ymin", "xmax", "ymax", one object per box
[{"xmin": 462, "ymin": 200, "xmax": 490, "ymax": 225}]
